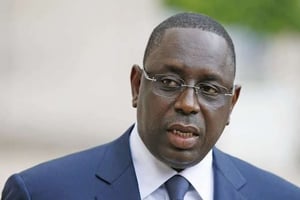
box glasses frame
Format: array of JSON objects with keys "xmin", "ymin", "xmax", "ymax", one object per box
[{"xmin": 142, "ymin": 68, "xmax": 235, "ymax": 98}]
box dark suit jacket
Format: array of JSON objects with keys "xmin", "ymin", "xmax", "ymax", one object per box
[{"xmin": 2, "ymin": 126, "xmax": 300, "ymax": 200}]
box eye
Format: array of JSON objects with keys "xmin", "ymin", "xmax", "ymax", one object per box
[
  {"xmin": 157, "ymin": 76, "xmax": 181, "ymax": 89},
  {"xmin": 198, "ymin": 83, "xmax": 220, "ymax": 96}
]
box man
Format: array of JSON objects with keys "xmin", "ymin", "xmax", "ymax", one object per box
[{"xmin": 2, "ymin": 12, "xmax": 300, "ymax": 200}]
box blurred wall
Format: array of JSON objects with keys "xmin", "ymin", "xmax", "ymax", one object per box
[
  {"xmin": 218, "ymin": 30, "xmax": 300, "ymax": 186},
  {"xmin": 1, "ymin": 0, "xmax": 299, "ymax": 191},
  {"xmin": 0, "ymin": 0, "xmax": 165, "ymax": 189}
]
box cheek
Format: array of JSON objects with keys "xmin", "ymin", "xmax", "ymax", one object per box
[
  {"xmin": 202, "ymin": 104, "xmax": 230, "ymax": 140},
  {"xmin": 137, "ymin": 88, "xmax": 170, "ymax": 128},
  {"xmin": 145, "ymin": 97, "xmax": 170, "ymax": 126}
]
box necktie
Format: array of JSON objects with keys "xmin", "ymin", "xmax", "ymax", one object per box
[{"xmin": 165, "ymin": 175, "xmax": 190, "ymax": 200}]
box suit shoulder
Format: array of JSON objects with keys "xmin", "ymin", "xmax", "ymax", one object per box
[
  {"xmin": 214, "ymin": 149, "xmax": 300, "ymax": 199},
  {"xmin": 2, "ymin": 143, "xmax": 111, "ymax": 200},
  {"xmin": 21, "ymin": 141, "xmax": 113, "ymax": 178},
  {"xmin": 2, "ymin": 127, "xmax": 134, "ymax": 199}
]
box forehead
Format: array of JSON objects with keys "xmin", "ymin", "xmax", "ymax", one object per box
[{"xmin": 145, "ymin": 28, "xmax": 234, "ymax": 83}]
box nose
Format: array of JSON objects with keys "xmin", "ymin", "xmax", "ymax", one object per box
[{"xmin": 174, "ymin": 87, "xmax": 200, "ymax": 115}]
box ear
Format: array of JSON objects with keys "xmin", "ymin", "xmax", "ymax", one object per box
[
  {"xmin": 130, "ymin": 64, "xmax": 142, "ymax": 108},
  {"xmin": 227, "ymin": 85, "xmax": 241, "ymax": 125}
]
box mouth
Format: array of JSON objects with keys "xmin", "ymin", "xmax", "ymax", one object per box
[
  {"xmin": 170, "ymin": 129, "xmax": 199, "ymax": 138},
  {"xmin": 167, "ymin": 124, "xmax": 200, "ymax": 149},
  {"xmin": 168, "ymin": 123, "xmax": 200, "ymax": 137}
]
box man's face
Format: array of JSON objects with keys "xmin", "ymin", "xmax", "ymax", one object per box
[{"xmin": 131, "ymin": 28, "xmax": 241, "ymax": 170}]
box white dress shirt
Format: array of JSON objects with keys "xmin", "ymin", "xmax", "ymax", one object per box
[{"xmin": 130, "ymin": 124, "xmax": 214, "ymax": 200}]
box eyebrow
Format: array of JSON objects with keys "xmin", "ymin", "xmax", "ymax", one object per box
[
  {"xmin": 161, "ymin": 63, "xmax": 186, "ymax": 74},
  {"xmin": 199, "ymin": 74, "xmax": 223, "ymax": 82},
  {"xmin": 160, "ymin": 64, "xmax": 224, "ymax": 82}
]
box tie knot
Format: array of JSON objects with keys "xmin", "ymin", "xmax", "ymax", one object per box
[{"xmin": 165, "ymin": 175, "xmax": 190, "ymax": 200}]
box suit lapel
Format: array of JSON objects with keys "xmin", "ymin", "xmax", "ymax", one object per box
[
  {"xmin": 91, "ymin": 129, "xmax": 248, "ymax": 200},
  {"xmin": 94, "ymin": 126, "xmax": 141, "ymax": 200},
  {"xmin": 213, "ymin": 148, "xmax": 247, "ymax": 200}
]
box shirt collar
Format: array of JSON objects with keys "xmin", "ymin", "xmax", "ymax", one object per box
[{"xmin": 130, "ymin": 124, "xmax": 214, "ymax": 200}]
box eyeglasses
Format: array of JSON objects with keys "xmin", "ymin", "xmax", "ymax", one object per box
[{"xmin": 143, "ymin": 69, "xmax": 235, "ymax": 104}]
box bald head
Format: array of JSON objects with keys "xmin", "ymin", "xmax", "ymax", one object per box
[{"xmin": 143, "ymin": 12, "xmax": 236, "ymax": 75}]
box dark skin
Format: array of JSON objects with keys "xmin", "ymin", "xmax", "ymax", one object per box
[{"xmin": 130, "ymin": 28, "xmax": 241, "ymax": 171}]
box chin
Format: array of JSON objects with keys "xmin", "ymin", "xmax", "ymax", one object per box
[{"xmin": 164, "ymin": 157, "xmax": 199, "ymax": 170}]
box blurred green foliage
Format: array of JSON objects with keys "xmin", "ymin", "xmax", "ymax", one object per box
[{"xmin": 163, "ymin": 0, "xmax": 300, "ymax": 34}]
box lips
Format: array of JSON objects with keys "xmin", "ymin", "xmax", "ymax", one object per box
[
  {"xmin": 172, "ymin": 129, "xmax": 194, "ymax": 138},
  {"xmin": 167, "ymin": 123, "xmax": 200, "ymax": 149}
]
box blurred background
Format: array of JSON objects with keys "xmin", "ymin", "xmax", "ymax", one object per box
[{"xmin": 1, "ymin": 0, "xmax": 300, "ymax": 191}]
